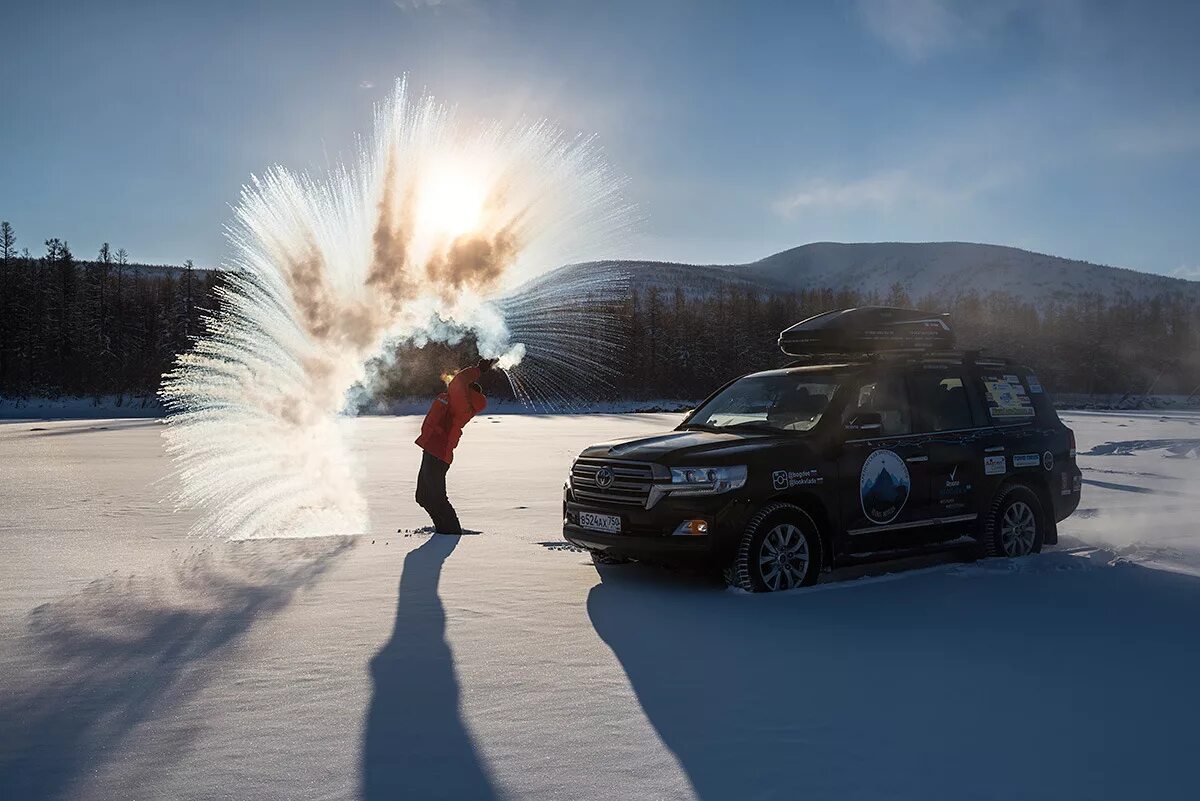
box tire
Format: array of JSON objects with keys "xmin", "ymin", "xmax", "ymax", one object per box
[
  {"xmin": 726, "ymin": 503, "xmax": 823, "ymax": 592},
  {"xmin": 590, "ymin": 550, "xmax": 632, "ymax": 566},
  {"xmin": 979, "ymin": 484, "xmax": 1045, "ymax": 558}
]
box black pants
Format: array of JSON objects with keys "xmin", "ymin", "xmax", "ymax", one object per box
[{"xmin": 416, "ymin": 450, "xmax": 462, "ymax": 534}]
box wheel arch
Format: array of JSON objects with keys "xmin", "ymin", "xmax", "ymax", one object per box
[
  {"xmin": 998, "ymin": 474, "xmax": 1058, "ymax": 545},
  {"xmin": 762, "ymin": 490, "xmax": 834, "ymax": 569}
]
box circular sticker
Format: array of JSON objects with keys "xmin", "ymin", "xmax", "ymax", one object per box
[
  {"xmin": 860, "ymin": 449, "xmax": 911, "ymax": 525},
  {"xmin": 1043, "ymin": 451, "xmax": 1054, "ymax": 471}
]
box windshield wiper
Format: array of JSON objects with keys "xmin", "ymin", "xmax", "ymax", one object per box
[{"xmin": 678, "ymin": 422, "xmax": 721, "ymax": 432}]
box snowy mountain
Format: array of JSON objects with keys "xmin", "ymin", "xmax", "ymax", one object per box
[
  {"xmin": 513, "ymin": 258, "xmax": 786, "ymax": 300},
  {"xmin": 746, "ymin": 242, "xmax": 1199, "ymax": 305},
  {"xmin": 550, "ymin": 242, "xmax": 1200, "ymax": 307}
]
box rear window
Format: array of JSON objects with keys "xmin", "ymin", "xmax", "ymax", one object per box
[
  {"xmin": 1022, "ymin": 371, "xmax": 1059, "ymax": 420},
  {"xmin": 976, "ymin": 369, "xmax": 1055, "ymax": 422}
]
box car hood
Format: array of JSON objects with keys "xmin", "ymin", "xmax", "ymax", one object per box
[{"xmin": 579, "ymin": 429, "xmax": 806, "ymax": 465}]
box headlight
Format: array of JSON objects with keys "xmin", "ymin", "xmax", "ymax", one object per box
[{"xmin": 668, "ymin": 465, "xmax": 747, "ymax": 495}]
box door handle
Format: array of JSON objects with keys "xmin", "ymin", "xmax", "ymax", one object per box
[{"xmin": 905, "ymin": 456, "xmax": 929, "ymax": 463}]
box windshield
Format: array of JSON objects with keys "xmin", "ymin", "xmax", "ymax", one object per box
[{"xmin": 683, "ymin": 372, "xmax": 842, "ymax": 433}]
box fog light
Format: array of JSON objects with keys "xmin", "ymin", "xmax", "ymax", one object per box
[{"xmin": 672, "ymin": 519, "xmax": 709, "ymax": 536}]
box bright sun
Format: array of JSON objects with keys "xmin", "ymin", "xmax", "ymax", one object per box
[{"xmin": 417, "ymin": 161, "xmax": 488, "ymax": 240}]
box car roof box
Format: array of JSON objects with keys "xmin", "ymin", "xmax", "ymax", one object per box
[{"xmin": 779, "ymin": 307, "xmax": 953, "ymax": 357}]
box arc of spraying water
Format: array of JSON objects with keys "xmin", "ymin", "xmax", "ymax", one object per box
[{"xmin": 159, "ymin": 79, "xmax": 633, "ymax": 539}]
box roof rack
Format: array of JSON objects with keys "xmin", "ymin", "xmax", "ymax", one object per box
[{"xmin": 783, "ymin": 349, "xmax": 1013, "ymax": 369}]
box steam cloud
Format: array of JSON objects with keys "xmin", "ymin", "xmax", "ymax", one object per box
[{"xmin": 160, "ymin": 79, "xmax": 630, "ymax": 539}]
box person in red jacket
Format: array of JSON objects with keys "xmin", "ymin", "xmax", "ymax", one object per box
[{"xmin": 414, "ymin": 358, "xmax": 496, "ymax": 534}]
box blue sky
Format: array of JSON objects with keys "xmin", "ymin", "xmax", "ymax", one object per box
[{"xmin": 2, "ymin": 0, "xmax": 1198, "ymax": 276}]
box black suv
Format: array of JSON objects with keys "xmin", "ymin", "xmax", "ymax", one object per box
[{"xmin": 563, "ymin": 307, "xmax": 1082, "ymax": 592}]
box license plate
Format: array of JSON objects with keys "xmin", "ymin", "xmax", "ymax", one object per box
[{"xmin": 579, "ymin": 511, "xmax": 621, "ymax": 534}]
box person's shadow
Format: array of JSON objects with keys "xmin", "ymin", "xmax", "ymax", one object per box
[
  {"xmin": 0, "ymin": 540, "xmax": 350, "ymax": 801},
  {"xmin": 362, "ymin": 534, "xmax": 499, "ymax": 800}
]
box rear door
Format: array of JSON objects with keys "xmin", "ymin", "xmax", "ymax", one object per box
[
  {"xmin": 970, "ymin": 364, "xmax": 1040, "ymax": 505},
  {"xmin": 835, "ymin": 370, "xmax": 933, "ymax": 554},
  {"xmin": 906, "ymin": 365, "xmax": 988, "ymax": 542}
]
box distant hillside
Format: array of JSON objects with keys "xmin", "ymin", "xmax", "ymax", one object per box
[
  {"xmin": 513, "ymin": 259, "xmax": 786, "ymax": 300},
  {"xmin": 746, "ymin": 242, "xmax": 1199, "ymax": 305},
  {"xmin": 548, "ymin": 242, "xmax": 1200, "ymax": 308}
]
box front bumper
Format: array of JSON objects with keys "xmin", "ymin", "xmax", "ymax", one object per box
[
  {"xmin": 563, "ymin": 524, "xmax": 715, "ymax": 559},
  {"xmin": 562, "ymin": 486, "xmax": 751, "ymax": 564}
]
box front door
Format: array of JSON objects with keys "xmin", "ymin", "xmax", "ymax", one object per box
[{"xmin": 836, "ymin": 372, "xmax": 933, "ymax": 555}]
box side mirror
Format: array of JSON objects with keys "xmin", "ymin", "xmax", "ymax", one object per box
[{"xmin": 846, "ymin": 412, "xmax": 883, "ymax": 432}]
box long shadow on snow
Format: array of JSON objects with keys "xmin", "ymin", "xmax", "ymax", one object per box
[
  {"xmin": 0, "ymin": 539, "xmax": 351, "ymax": 801},
  {"xmin": 362, "ymin": 534, "xmax": 499, "ymax": 801},
  {"xmin": 1085, "ymin": 438, "xmax": 1200, "ymax": 457},
  {"xmin": 1081, "ymin": 477, "xmax": 1164, "ymax": 495},
  {"xmin": 588, "ymin": 554, "xmax": 1200, "ymax": 801},
  {"xmin": 20, "ymin": 419, "xmax": 161, "ymax": 438}
]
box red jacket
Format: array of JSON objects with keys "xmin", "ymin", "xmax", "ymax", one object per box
[{"xmin": 415, "ymin": 366, "xmax": 487, "ymax": 464}]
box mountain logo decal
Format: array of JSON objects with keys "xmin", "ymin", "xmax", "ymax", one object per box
[{"xmin": 860, "ymin": 449, "xmax": 911, "ymax": 525}]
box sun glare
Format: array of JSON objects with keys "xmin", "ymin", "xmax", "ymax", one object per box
[{"xmin": 417, "ymin": 161, "xmax": 488, "ymax": 240}]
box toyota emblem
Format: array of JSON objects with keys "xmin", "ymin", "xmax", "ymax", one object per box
[{"xmin": 595, "ymin": 466, "xmax": 615, "ymax": 488}]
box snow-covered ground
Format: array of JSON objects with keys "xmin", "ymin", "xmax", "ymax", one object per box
[{"xmin": 1, "ymin": 412, "xmax": 1198, "ymax": 800}]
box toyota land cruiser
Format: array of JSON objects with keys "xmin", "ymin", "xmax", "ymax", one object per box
[{"xmin": 562, "ymin": 307, "xmax": 1082, "ymax": 592}]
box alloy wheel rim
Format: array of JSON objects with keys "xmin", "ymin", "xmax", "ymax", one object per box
[
  {"xmin": 1000, "ymin": 500, "xmax": 1037, "ymax": 556},
  {"xmin": 758, "ymin": 523, "xmax": 810, "ymax": 591}
]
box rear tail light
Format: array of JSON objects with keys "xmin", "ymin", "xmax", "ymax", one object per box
[{"xmin": 1068, "ymin": 428, "xmax": 1077, "ymax": 459}]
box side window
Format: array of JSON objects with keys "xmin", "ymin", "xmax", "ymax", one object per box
[
  {"xmin": 843, "ymin": 376, "xmax": 911, "ymax": 436},
  {"xmin": 909, "ymin": 370, "xmax": 976, "ymax": 432}
]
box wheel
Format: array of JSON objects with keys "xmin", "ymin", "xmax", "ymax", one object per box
[
  {"xmin": 980, "ymin": 484, "xmax": 1045, "ymax": 558},
  {"xmin": 590, "ymin": 550, "xmax": 632, "ymax": 566},
  {"xmin": 727, "ymin": 503, "xmax": 823, "ymax": 592}
]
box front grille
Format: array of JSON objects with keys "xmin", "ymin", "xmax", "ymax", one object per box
[{"xmin": 571, "ymin": 459, "xmax": 656, "ymax": 507}]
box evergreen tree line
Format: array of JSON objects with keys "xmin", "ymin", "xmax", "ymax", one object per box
[
  {"xmin": 2, "ymin": 217, "xmax": 1196, "ymax": 405},
  {"xmin": 369, "ymin": 279, "xmax": 1200, "ymax": 404},
  {"xmin": 610, "ymin": 281, "xmax": 1200, "ymax": 401},
  {"xmin": 0, "ymin": 221, "xmax": 219, "ymax": 403}
]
